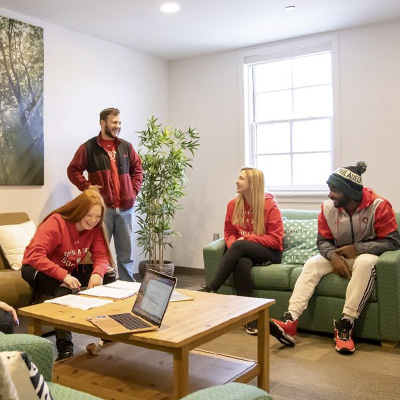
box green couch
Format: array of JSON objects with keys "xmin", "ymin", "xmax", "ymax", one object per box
[
  {"xmin": 0, "ymin": 332, "xmax": 105, "ymax": 399},
  {"xmin": 180, "ymin": 383, "xmax": 272, "ymax": 400},
  {"xmin": 203, "ymin": 209, "xmax": 400, "ymax": 344}
]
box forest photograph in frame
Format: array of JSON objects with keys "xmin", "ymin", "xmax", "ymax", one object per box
[{"xmin": 0, "ymin": 16, "xmax": 44, "ymax": 185}]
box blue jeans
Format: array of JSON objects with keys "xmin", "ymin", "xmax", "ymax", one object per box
[{"xmin": 104, "ymin": 207, "xmax": 135, "ymax": 281}]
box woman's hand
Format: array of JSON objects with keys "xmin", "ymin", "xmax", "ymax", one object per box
[
  {"xmin": 88, "ymin": 273, "xmax": 103, "ymax": 289},
  {"xmin": 0, "ymin": 301, "xmax": 18, "ymax": 325},
  {"xmin": 62, "ymin": 274, "xmax": 81, "ymax": 290}
]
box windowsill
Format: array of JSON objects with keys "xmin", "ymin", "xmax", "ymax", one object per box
[{"xmin": 272, "ymin": 191, "xmax": 328, "ymax": 205}]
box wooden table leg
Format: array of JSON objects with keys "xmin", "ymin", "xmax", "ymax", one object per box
[
  {"xmin": 26, "ymin": 317, "xmax": 42, "ymax": 336},
  {"xmin": 257, "ymin": 308, "xmax": 269, "ymax": 391},
  {"xmin": 173, "ymin": 345, "xmax": 190, "ymax": 399}
]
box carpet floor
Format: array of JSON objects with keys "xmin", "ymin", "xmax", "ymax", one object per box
[{"xmin": 15, "ymin": 270, "xmax": 400, "ymax": 400}]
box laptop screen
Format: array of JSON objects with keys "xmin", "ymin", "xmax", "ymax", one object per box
[{"xmin": 133, "ymin": 269, "xmax": 176, "ymax": 326}]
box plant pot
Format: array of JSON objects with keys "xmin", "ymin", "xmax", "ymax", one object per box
[{"xmin": 138, "ymin": 260, "xmax": 175, "ymax": 279}]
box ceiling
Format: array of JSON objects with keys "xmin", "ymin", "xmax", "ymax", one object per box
[{"xmin": 1, "ymin": 0, "xmax": 400, "ymax": 60}]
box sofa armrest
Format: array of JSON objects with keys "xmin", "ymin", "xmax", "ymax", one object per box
[
  {"xmin": 0, "ymin": 332, "xmax": 54, "ymax": 381},
  {"xmin": 180, "ymin": 382, "xmax": 272, "ymax": 400},
  {"xmin": 375, "ymin": 249, "xmax": 400, "ymax": 342},
  {"xmin": 203, "ymin": 238, "xmax": 226, "ymax": 286}
]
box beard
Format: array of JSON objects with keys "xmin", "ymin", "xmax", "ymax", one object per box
[
  {"xmin": 333, "ymin": 193, "xmax": 352, "ymax": 208},
  {"xmin": 104, "ymin": 125, "xmax": 120, "ymax": 139}
]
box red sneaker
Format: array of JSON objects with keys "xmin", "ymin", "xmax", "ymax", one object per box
[
  {"xmin": 269, "ymin": 312, "xmax": 297, "ymax": 347},
  {"xmin": 334, "ymin": 318, "xmax": 355, "ymax": 354}
]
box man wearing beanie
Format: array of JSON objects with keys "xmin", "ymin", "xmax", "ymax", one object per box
[{"xmin": 270, "ymin": 161, "xmax": 400, "ymax": 354}]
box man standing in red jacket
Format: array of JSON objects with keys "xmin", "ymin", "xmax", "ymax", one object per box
[{"xmin": 67, "ymin": 108, "xmax": 143, "ymax": 281}]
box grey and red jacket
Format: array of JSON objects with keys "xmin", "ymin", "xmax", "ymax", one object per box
[
  {"xmin": 67, "ymin": 134, "xmax": 143, "ymax": 210},
  {"xmin": 317, "ymin": 187, "xmax": 400, "ymax": 260}
]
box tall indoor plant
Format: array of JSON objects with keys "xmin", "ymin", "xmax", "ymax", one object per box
[{"xmin": 136, "ymin": 116, "xmax": 200, "ymax": 276}]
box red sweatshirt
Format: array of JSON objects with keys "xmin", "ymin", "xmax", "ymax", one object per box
[
  {"xmin": 22, "ymin": 214, "xmax": 110, "ymax": 282},
  {"xmin": 224, "ymin": 194, "xmax": 284, "ymax": 251}
]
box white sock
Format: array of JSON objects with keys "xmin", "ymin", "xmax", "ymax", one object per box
[
  {"xmin": 288, "ymin": 310, "xmax": 299, "ymax": 320},
  {"xmin": 342, "ymin": 314, "xmax": 355, "ymax": 324}
]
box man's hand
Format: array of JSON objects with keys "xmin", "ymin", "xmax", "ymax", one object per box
[
  {"xmin": 62, "ymin": 274, "xmax": 81, "ymax": 289},
  {"xmin": 88, "ymin": 184, "xmax": 102, "ymax": 192},
  {"xmin": 335, "ymin": 245, "xmax": 357, "ymax": 259},
  {"xmin": 88, "ymin": 273, "xmax": 103, "ymax": 289},
  {"xmin": 330, "ymin": 253, "xmax": 351, "ymax": 279}
]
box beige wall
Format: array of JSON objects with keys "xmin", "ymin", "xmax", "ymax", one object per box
[
  {"xmin": 1, "ymin": 7, "xmax": 399, "ymax": 272},
  {"xmin": 0, "ymin": 8, "xmax": 169, "ymax": 270},
  {"xmin": 170, "ymin": 19, "xmax": 400, "ymax": 269}
]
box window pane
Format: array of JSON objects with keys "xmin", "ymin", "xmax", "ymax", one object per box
[
  {"xmin": 257, "ymin": 155, "xmax": 291, "ymax": 186},
  {"xmin": 256, "ymin": 123, "xmax": 290, "ymax": 154},
  {"xmin": 293, "ymin": 86, "xmax": 332, "ymax": 118},
  {"xmin": 256, "ymin": 90, "xmax": 292, "ymax": 121},
  {"xmin": 253, "ymin": 60, "xmax": 292, "ymax": 92},
  {"xmin": 292, "ymin": 119, "xmax": 331, "ymax": 153},
  {"xmin": 292, "ymin": 153, "xmax": 331, "ymax": 185},
  {"xmin": 293, "ymin": 53, "xmax": 332, "ymax": 87}
]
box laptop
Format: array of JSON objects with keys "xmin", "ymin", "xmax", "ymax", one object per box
[{"xmin": 88, "ymin": 269, "xmax": 177, "ymax": 335}]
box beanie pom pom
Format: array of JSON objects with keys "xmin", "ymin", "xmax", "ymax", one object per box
[{"xmin": 355, "ymin": 161, "xmax": 367, "ymax": 175}]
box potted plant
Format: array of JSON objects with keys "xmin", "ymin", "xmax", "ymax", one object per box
[{"xmin": 136, "ymin": 116, "xmax": 200, "ymax": 277}]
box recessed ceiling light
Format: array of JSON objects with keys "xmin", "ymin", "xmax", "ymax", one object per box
[
  {"xmin": 160, "ymin": 3, "xmax": 180, "ymax": 13},
  {"xmin": 285, "ymin": 5, "xmax": 296, "ymax": 11}
]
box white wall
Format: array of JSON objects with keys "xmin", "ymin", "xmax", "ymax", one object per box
[
  {"xmin": 2, "ymin": 7, "xmax": 400, "ymax": 273},
  {"xmin": 170, "ymin": 19, "xmax": 400, "ymax": 270},
  {"xmin": 0, "ymin": 8, "xmax": 169, "ymax": 271}
]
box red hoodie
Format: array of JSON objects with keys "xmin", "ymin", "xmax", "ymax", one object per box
[
  {"xmin": 22, "ymin": 214, "xmax": 110, "ymax": 282},
  {"xmin": 224, "ymin": 194, "xmax": 284, "ymax": 251}
]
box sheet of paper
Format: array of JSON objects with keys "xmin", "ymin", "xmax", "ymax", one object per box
[
  {"xmin": 170, "ymin": 290, "xmax": 194, "ymax": 302},
  {"xmin": 78, "ymin": 281, "xmax": 141, "ymax": 299},
  {"xmin": 44, "ymin": 294, "xmax": 112, "ymax": 310}
]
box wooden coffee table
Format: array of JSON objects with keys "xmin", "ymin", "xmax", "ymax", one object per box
[{"xmin": 19, "ymin": 290, "xmax": 275, "ymax": 399}]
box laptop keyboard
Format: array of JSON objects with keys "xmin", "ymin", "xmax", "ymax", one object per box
[{"xmin": 109, "ymin": 313, "xmax": 152, "ymax": 330}]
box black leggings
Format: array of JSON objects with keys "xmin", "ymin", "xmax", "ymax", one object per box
[
  {"xmin": 209, "ymin": 240, "xmax": 281, "ymax": 297},
  {"xmin": 21, "ymin": 264, "xmax": 116, "ymax": 352}
]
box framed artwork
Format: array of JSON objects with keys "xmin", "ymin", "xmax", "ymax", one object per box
[{"xmin": 0, "ymin": 16, "xmax": 44, "ymax": 185}]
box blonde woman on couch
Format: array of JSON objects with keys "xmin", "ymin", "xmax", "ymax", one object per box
[
  {"xmin": 21, "ymin": 189, "xmax": 116, "ymax": 361},
  {"xmin": 206, "ymin": 167, "xmax": 284, "ymax": 335}
]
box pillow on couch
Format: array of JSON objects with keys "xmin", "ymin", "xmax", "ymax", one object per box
[
  {"xmin": 0, "ymin": 351, "xmax": 53, "ymax": 400},
  {"xmin": 0, "ymin": 220, "xmax": 36, "ymax": 270},
  {"xmin": 282, "ymin": 219, "xmax": 318, "ymax": 265}
]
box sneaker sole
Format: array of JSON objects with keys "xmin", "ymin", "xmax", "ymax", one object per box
[
  {"xmin": 334, "ymin": 339, "xmax": 355, "ymax": 354},
  {"xmin": 269, "ymin": 321, "xmax": 296, "ymax": 347},
  {"xmin": 335, "ymin": 345, "xmax": 355, "ymax": 354},
  {"xmin": 245, "ymin": 328, "xmax": 258, "ymax": 336}
]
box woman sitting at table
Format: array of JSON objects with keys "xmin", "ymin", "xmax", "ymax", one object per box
[{"xmin": 21, "ymin": 189, "xmax": 116, "ymax": 360}]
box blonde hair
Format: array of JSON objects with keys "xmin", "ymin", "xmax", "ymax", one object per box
[
  {"xmin": 232, "ymin": 167, "xmax": 265, "ymax": 235},
  {"xmin": 41, "ymin": 189, "xmax": 115, "ymax": 268}
]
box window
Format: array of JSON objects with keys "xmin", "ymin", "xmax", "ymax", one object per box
[{"xmin": 244, "ymin": 41, "xmax": 336, "ymax": 193}]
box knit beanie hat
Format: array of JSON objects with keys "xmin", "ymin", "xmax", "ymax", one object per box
[{"xmin": 326, "ymin": 161, "xmax": 367, "ymax": 201}]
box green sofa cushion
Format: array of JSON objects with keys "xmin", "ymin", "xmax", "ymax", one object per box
[
  {"xmin": 282, "ymin": 219, "xmax": 318, "ymax": 265},
  {"xmin": 180, "ymin": 383, "xmax": 272, "ymax": 400},
  {"xmin": 252, "ymin": 264, "xmax": 298, "ymax": 290}
]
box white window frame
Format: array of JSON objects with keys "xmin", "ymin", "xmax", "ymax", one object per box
[{"xmin": 239, "ymin": 35, "xmax": 340, "ymax": 198}]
